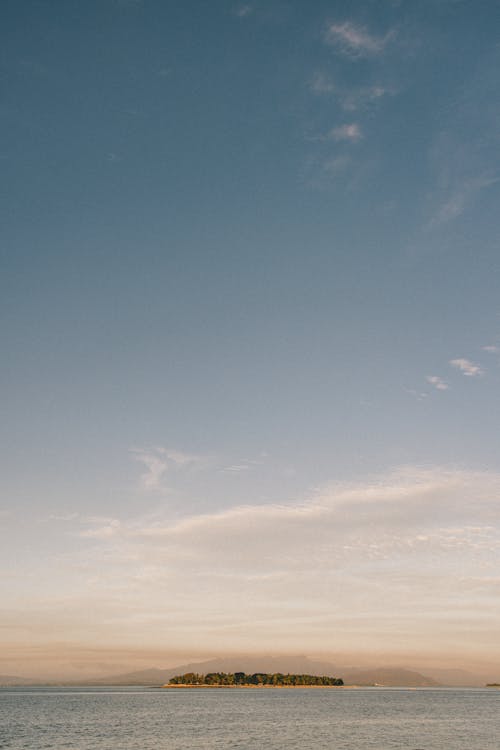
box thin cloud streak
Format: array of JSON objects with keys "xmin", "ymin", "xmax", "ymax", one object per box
[
  {"xmin": 309, "ymin": 73, "xmax": 393, "ymax": 111},
  {"xmin": 327, "ymin": 123, "xmax": 362, "ymax": 142},
  {"xmin": 341, "ymin": 84, "xmax": 392, "ymax": 111},
  {"xmin": 429, "ymin": 175, "xmax": 498, "ymax": 228},
  {"xmin": 129, "ymin": 447, "xmax": 208, "ymax": 490},
  {"xmin": 426, "ymin": 375, "xmax": 449, "ymax": 391},
  {"xmin": 325, "ymin": 21, "xmax": 395, "ymax": 58},
  {"xmin": 449, "ymin": 358, "xmax": 483, "ymax": 377}
]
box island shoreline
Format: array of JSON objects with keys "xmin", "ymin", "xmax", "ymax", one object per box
[{"xmin": 161, "ymin": 684, "xmax": 352, "ymax": 689}]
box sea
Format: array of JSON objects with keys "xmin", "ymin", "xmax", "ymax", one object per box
[{"xmin": 0, "ymin": 686, "xmax": 498, "ymax": 749}]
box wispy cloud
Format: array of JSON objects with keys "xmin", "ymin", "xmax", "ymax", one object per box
[
  {"xmin": 327, "ymin": 123, "xmax": 362, "ymax": 142},
  {"xmin": 482, "ymin": 345, "xmax": 499, "ymax": 354},
  {"xmin": 310, "ymin": 71, "xmax": 336, "ymax": 94},
  {"xmin": 221, "ymin": 457, "xmax": 263, "ymax": 474},
  {"xmin": 80, "ymin": 518, "xmax": 121, "ymax": 539},
  {"xmin": 429, "ymin": 175, "xmax": 498, "ymax": 228},
  {"xmin": 7, "ymin": 467, "xmax": 500, "ymax": 670},
  {"xmin": 129, "ymin": 447, "xmax": 207, "ymax": 490},
  {"xmin": 130, "ymin": 448, "xmax": 169, "ymax": 489},
  {"xmin": 233, "ymin": 4, "xmax": 253, "ymax": 17},
  {"xmin": 223, "ymin": 464, "xmax": 251, "ymax": 473},
  {"xmin": 341, "ymin": 84, "xmax": 392, "ymax": 111},
  {"xmin": 161, "ymin": 448, "xmax": 204, "ymax": 466},
  {"xmin": 309, "ymin": 72, "xmax": 393, "ymax": 111},
  {"xmin": 82, "ymin": 466, "xmax": 500, "ymax": 555},
  {"xmin": 72, "ymin": 466, "xmax": 500, "ymax": 660},
  {"xmin": 450, "ymin": 358, "xmax": 483, "ymax": 377},
  {"xmin": 49, "ymin": 512, "xmax": 79, "ymax": 522},
  {"xmin": 324, "ymin": 21, "xmax": 395, "ymax": 58},
  {"xmin": 425, "ymin": 50, "xmax": 500, "ymax": 231},
  {"xmin": 405, "ymin": 388, "xmax": 428, "ymax": 401},
  {"xmin": 426, "ymin": 375, "xmax": 449, "ymax": 391}
]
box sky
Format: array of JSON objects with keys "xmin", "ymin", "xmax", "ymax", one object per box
[{"xmin": 1, "ymin": 0, "xmax": 500, "ymax": 680}]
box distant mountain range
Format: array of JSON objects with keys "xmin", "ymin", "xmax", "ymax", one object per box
[
  {"xmin": 1, "ymin": 654, "xmax": 494, "ymax": 687},
  {"xmin": 3, "ymin": 654, "xmax": 489, "ymax": 687},
  {"xmin": 83, "ymin": 657, "xmax": 439, "ymax": 688}
]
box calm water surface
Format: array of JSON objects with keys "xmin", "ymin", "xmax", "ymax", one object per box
[{"xmin": 0, "ymin": 686, "xmax": 498, "ymax": 749}]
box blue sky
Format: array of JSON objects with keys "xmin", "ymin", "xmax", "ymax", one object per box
[{"xmin": 1, "ymin": 0, "xmax": 500, "ymax": 678}]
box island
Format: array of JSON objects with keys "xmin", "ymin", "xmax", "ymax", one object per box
[{"xmin": 163, "ymin": 671, "xmax": 344, "ymax": 688}]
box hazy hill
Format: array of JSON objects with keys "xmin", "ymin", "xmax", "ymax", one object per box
[
  {"xmin": 341, "ymin": 667, "xmax": 439, "ymax": 687},
  {"xmin": 87, "ymin": 656, "xmax": 339, "ymax": 686},
  {"xmin": 420, "ymin": 668, "xmax": 487, "ymax": 687},
  {"xmin": 4, "ymin": 657, "xmax": 489, "ymax": 687},
  {"xmin": 86, "ymin": 656, "xmax": 439, "ymax": 687}
]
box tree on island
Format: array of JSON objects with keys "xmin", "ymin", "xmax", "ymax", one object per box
[{"xmin": 168, "ymin": 672, "xmax": 343, "ymax": 686}]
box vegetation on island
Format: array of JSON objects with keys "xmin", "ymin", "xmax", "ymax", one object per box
[
  {"xmin": 486, "ymin": 683, "xmax": 500, "ymax": 687},
  {"xmin": 168, "ymin": 671, "xmax": 343, "ymax": 686}
]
